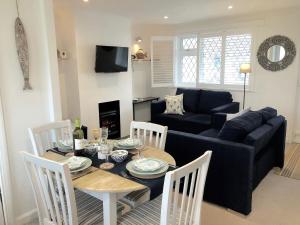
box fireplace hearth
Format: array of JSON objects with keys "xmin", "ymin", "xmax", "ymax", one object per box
[{"xmin": 98, "ymin": 100, "xmax": 120, "ymax": 139}]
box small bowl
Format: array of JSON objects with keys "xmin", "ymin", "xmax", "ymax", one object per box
[{"xmin": 111, "ymin": 150, "xmax": 128, "ymax": 163}]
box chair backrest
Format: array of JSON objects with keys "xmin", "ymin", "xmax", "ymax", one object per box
[
  {"xmin": 130, "ymin": 121, "xmax": 168, "ymax": 150},
  {"xmin": 22, "ymin": 152, "xmax": 78, "ymax": 225},
  {"xmin": 160, "ymin": 151, "xmax": 212, "ymax": 225},
  {"xmin": 28, "ymin": 120, "xmax": 72, "ymax": 156}
]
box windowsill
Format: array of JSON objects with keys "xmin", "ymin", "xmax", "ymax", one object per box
[{"xmin": 175, "ymin": 84, "xmax": 255, "ymax": 93}]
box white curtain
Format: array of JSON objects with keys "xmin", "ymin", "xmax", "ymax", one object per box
[{"xmin": 0, "ymin": 96, "xmax": 14, "ymax": 225}]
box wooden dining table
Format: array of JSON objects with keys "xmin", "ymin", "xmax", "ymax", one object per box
[{"xmin": 43, "ymin": 147, "xmax": 176, "ymax": 225}]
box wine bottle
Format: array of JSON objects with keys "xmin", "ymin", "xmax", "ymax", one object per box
[{"xmin": 73, "ymin": 119, "xmax": 84, "ymax": 156}]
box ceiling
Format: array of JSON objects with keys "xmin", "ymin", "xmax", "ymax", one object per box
[{"xmin": 74, "ymin": 0, "xmax": 300, "ymax": 24}]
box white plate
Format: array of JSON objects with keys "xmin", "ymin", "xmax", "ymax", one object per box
[
  {"xmin": 70, "ymin": 159, "xmax": 92, "ymax": 173},
  {"xmin": 117, "ymin": 138, "xmax": 139, "ymax": 148},
  {"xmin": 63, "ymin": 157, "xmax": 92, "ymax": 173},
  {"xmin": 65, "ymin": 156, "xmax": 88, "ymax": 170},
  {"xmin": 126, "ymin": 159, "xmax": 169, "ymax": 176},
  {"xmin": 132, "ymin": 158, "xmax": 166, "ymax": 172}
]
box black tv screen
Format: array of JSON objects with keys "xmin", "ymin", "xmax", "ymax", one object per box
[{"xmin": 95, "ymin": 45, "xmax": 128, "ymax": 73}]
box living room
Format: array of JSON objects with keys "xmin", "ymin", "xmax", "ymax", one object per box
[{"xmin": 0, "ymin": 0, "xmax": 300, "ymax": 224}]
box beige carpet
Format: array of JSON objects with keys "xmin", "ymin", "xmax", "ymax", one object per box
[
  {"xmin": 276, "ymin": 144, "xmax": 300, "ymax": 180},
  {"xmin": 202, "ymin": 171, "xmax": 300, "ymax": 225}
]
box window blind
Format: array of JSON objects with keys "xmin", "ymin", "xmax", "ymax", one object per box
[{"xmin": 151, "ymin": 37, "xmax": 175, "ymax": 87}]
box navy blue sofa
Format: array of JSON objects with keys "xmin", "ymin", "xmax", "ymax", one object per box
[
  {"xmin": 151, "ymin": 88, "xmax": 240, "ymax": 134},
  {"xmin": 165, "ymin": 108, "xmax": 286, "ymax": 215}
]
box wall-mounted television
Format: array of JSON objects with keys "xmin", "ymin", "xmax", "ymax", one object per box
[{"xmin": 95, "ymin": 45, "xmax": 128, "ymax": 73}]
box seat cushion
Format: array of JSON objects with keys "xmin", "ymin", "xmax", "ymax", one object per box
[
  {"xmin": 197, "ymin": 90, "xmax": 233, "ymax": 113},
  {"xmin": 257, "ymin": 107, "xmax": 277, "ymax": 122},
  {"xmin": 118, "ymin": 195, "xmax": 185, "ymax": 225},
  {"xmin": 185, "ymin": 114, "xmax": 212, "ymax": 125},
  {"xmin": 198, "ymin": 128, "xmax": 219, "ymax": 138},
  {"xmin": 118, "ymin": 195, "xmax": 162, "ymax": 225},
  {"xmin": 243, "ymin": 124, "xmax": 273, "ymax": 154},
  {"xmin": 176, "ymin": 88, "xmax": 200, "ymax": 113},
  {"xmin": 218, "ymin": 111, "xmax": 263, "ymax": 142},
  {"xmin": 120, "ymin": 188, "xmax": 150, "ymax": 209},
  {"xmin": 153, "ymin": 112, "xmax": 211, "ymax": 133},
  {"xmin": 75, "ymin": 189, "xmax": 124, "ymax": 225}
]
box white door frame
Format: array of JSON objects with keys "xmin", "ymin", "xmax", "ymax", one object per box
[{"xmin": 0, "ymin": 96, "xmax": 14, "ymax": 225}]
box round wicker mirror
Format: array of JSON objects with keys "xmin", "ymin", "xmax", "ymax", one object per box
[{"xmin": 257, "ymin": 35, "xmax": 296, "ymax": 72}]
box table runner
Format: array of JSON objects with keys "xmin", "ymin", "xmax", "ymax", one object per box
[{"xmin": 48, "ymin": 149, "xmax": 175, "ymax": 200}]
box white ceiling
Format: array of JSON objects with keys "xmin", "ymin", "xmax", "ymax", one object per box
[{"xmin": 75, "ymin": 0, "xmax": 300, "ymax": 24}]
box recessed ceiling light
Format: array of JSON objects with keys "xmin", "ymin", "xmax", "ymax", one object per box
[
  {"xmin": 83, "ymin": 0, "xmax": 89, "ymax": 2},
  {"xmin": 164, "ymin": 16, "xmax": 169, "ymax": 19},
  {"xmin": 228, "ymin": 5, "xmax": 233, "ymax": 10}
]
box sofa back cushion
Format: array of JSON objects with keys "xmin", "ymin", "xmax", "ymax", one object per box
[
  {"xmin": 197, "ymin": 90, "xmax": 233, "ymax": 113},
  {"xmin": 218, "ymin": 111, "xmax": 263, "ymax": 142},
  {"xmin": 257, "ymin": 107, "xmax": 277, "ymax": 122},
  {"xmin": 243, "ymin": 124, "xmax": 273, "ymax": 153},
  {"xmin": 176, "ymin": 88, "xmax": 200, "ymax": 113}
]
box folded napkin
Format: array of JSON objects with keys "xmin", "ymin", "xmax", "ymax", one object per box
[{"xmin": 65, "ymin": 156, "xmax": 87, "ymax": 170}]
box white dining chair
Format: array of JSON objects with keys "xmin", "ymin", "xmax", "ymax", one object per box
[
  {"xmin": 28, "ymin": 120, "xmax": 73, "ymax": 156},
  {"xmin": 121, "ymin": 121, "xmax": 168, "ymax": 208},
  {"xmin": 130, "ymin": 121, "xmax": 168, "ymax": 150},
  {"xmin": 22, "ymin": 151, "xmax": 124, "ymax": 225},
  {"xmin": 118, "ymin": 151, "xmax": 212, "ymax": 225}
]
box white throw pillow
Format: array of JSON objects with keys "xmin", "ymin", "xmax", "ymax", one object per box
[
  {"xmin": 165, "ymin": 94, "xmax": 185, "ymax": 112},
  {"xmin": 164, "ymin": 95, "xmax": 184, "ymax": 115},
  {"xmin": 226, "ymin": 107, "xmax": 251, "ymax": 121}
]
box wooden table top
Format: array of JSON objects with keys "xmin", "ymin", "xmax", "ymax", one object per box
[{"xmin": 43, "ymin": 147, "xmax": 175, "ymax": 193}]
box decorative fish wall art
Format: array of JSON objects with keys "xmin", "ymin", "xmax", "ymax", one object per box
[{"xmin": 14, "ymin": 1, "xmax": 32, "ymax": 90}]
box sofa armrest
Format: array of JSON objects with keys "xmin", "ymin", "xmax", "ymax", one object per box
[
  {"xmin": 211, "ymin": 113, "xmax": 227, "ymax": 129},
  {"xmin": 210, "ymin": 102, "xmax": 240, "ymax": 114},
  {"xmin": 165, "ymin": 130, "xmax": 254, "ymax": 215},
  {"xmin": 151, "ymin": 100, "xmax": 166, "ymax": 118}
]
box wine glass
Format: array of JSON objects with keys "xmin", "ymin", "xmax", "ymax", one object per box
[
  {"xmin": 91, "ymin": 128, "xmax": 101, "ymax": 143},
  {"xmin": 101, "ymin": 127, "xmax": 109, "ymax": 144},
  {"xmin": 133, "ymin": 135, "xmax": 145, "ymax": 159},
  {"xmin": 99, "ymin": 144, "xmax": 114, "ymax": 170}
]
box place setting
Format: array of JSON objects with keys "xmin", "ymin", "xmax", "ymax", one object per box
[{"xmin": 47, "ymin": 126, "xmax": 175, "ymax": 184}]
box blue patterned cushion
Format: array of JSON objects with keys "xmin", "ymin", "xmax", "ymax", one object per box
[{"xmin": 218, "ymin": 111, "xmax": 263, "ymax": 142}]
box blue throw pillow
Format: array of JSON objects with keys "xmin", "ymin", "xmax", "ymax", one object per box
[
  {"xmin": 218, "ymin": 111, "xmax": 263, "ymax": 142},
  {"xmin": 257, "ymin": 107, "xmax": 277, "ymax": 122}
]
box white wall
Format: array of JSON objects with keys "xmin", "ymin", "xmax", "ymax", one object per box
[
  {"xmin": 0, "ymin": 0, "xmax": 60, "ymax": 223},
  {"xmin": 132, "ymin": 8, "xmax": 300, "ymax": 142},
  {"xmin": 74, "ymin": 9, "xmax": 133, "ymax": 137},
  {"xmin": 54, "ymin": 0, "xmax": 81, "ymax": 121}
]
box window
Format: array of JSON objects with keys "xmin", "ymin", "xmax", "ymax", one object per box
[
  {"xmin": 199, "ymin": 36, "xmax": 222, "ymax": 84},
  {"xmin": 224, "ymin": 34, "xmax": 252, "ymax": 85},
  {"xmin": 176, "ymin": 36, "xmax": 197, "ymax": 84},
  {"xmin": 175, "ymin": 32, "xmax": 252, "ymax": 89}
]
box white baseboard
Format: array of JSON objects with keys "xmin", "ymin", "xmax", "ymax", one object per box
[
  {"xmin": 16, "ymin": 209, "xmax": 38, "ymax": 225},
  {"xmin": 292, "ymin": 131, "xmax": 300, "ymax": 143}
]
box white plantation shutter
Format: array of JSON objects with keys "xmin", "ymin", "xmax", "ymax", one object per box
[
  {"xmin": 151, "ymin": 37, "xmax": 175, "ymax": 87},
  {"xmin": 224, "ymin": 34, "xmax": 252, "ymax": 85}
]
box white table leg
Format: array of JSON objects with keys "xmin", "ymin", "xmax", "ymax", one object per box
[{"xmin": 103, "ymin": 192, "xmax": 117, "ymax": 225}]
